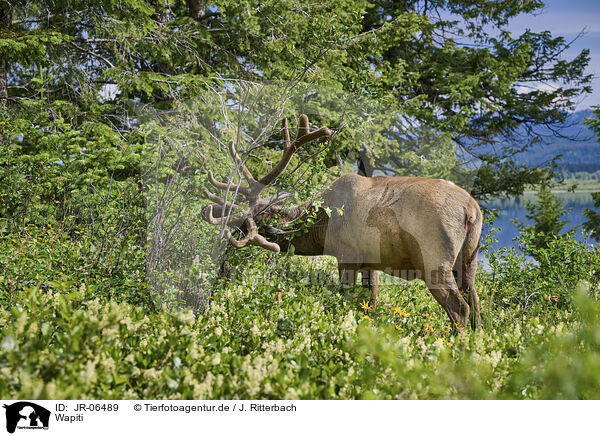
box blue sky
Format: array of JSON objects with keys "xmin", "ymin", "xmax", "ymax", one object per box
[{"xmin": 507, "ymin": 0, "xmax": 600, "ymax": 110}]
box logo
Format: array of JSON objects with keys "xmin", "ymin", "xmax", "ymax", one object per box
[{"xmin": 2, "ymin": 402, "xmax": 50, "ymax": 434}]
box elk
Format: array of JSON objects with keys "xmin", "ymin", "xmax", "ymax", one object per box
[{"xmin": 202, "ymin": 114, "xmax": 482, "ymax": 331}]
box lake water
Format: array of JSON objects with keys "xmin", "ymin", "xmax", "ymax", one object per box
[{"xmin": 481, "ymin": 191, "xmax": 598, "ymax": 252}]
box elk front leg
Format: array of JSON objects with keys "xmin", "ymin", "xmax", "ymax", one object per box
[
  {"xmin": 361, "ymin": 269, "xmax": 379, "ymax": 309},
  {"xmin": 338, "ymin": 263, "xmax": 359, "ymax": 291}
]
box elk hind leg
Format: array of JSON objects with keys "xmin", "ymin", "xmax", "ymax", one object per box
[
  {"xmin": 456, "ymin": 256, "xmax": 481, "ymax": 330},
  {"xmin": 361, "ymin": 269, "xmax": 379, "ymax": 309},
  {"xmin": 427, "ymin": 264, "xmax": 470, "ymax": 333}
]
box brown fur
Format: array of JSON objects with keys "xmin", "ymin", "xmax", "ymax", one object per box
[{"xmin": 264, "ymin": 174, "xmax": 482, "ymax": 332}]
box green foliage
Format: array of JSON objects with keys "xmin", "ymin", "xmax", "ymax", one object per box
[
  {"xmin": 2, "ymin": 240, "xmax": 600, "ymax": 399},
  {"xmin": 0, "ymin": 225, "xmax": 152, "ymax": 309},
  {"xmin": 506, "ymin": 285, "xmax": 600, "ymax": 399},
  {"xmin": 1, "ymin": 0, "xmax": 593, "ymax": 200},
  {"xmin": 512, "ymin": 183, "xmax": 570, "ymax": 251},
  {"xmin": 0, "ymin": 105, "xmax": 149, "ymax": 309},
  {"xmin": 482, "ymin": 222, "xmax": 599, "ymax": 318},
  {"xmin": 583, "ymin": 192, "xmax": 600, "ymax": 241},
  {"xmin": 584, "ymin": 105, "xmax": 600, "ymax": 138},
  {"xmin": 0, "ymin": 277, "xmax": 530, "ymax": 399},
  {"xmin": 582, "ymin": 108, "xmax": 600, "ymax": 240}
]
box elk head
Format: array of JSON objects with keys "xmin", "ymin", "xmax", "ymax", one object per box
[{"xmin": 201, "ymin": 114, "xmax": 331, "ymax": 253}]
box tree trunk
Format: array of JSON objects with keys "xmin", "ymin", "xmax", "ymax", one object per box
[
  {"xmin": 358, "ymin": 147, "xmax": 374, "ymax": 177},
  {"xmin": 0, "ymin": 58, "xmax": 6, "ymax": 108},
  {"xmin": 0, "ymin": 1, "xmax": 11, "ymax": 108},
  {"xmin": 186, "ymin": 0, "xmax": 206, "ymax": 20}
]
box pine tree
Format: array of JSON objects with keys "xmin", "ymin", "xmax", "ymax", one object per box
[
  {"xmin": 514, "ymin": 183, "xmax": 570, "ymax": 251},
  {"xmin": 0, "ymin": 0, "xmax": 593, "ymax": 201},
  {"xmin": 583, "ymin": 107, "xmax": 600, "ymax": 240},
  {"xmin": 583, "ymin": 193, "xmax": 600, "ymax": 241}
]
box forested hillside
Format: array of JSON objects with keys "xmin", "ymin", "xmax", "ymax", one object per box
[{"xmin": 515, "ymin": 109, "xmax": 600, "ymax": 171}]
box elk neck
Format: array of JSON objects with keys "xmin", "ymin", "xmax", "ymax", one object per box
[{"xmin": 260, "ymin": 200, "xmax": 329, "ymax": 256}]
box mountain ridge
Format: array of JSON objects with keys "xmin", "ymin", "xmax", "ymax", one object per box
[{"xmin": 515, "ymin": 109, "xmax": 600, "ymax": 171}]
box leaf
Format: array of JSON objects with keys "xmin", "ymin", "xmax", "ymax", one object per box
[
  {"xmin": 276, "ymin": 319, "xmax": 296, "ymax": 339},
  {"xmin": 67, "ymin": 291, "xmax": 82, "ymax": 301}
]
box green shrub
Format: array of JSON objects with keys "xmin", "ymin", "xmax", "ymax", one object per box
[
  {"xmin": 0, "ymin": 224, "xmax": 152, "ymax": 309},
  {"xmin": 2, "ymin": 263, "xmax": 599, "ymax": 400}
]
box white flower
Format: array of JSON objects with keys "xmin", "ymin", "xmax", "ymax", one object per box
[
  {"xmin": 81, "ymin": 359, "xmax": 98, "ymax": 383},
  {"xmin": 178, "ymin": 310, "xmax": 196, "ymax": 325},
  {"xmin": 340, "ymin": 310, "xmax": 357, "ymax": 333},
  {"xmin": 143, "ymin": 368, "xmax": 160, "ymax": 380},
  {"xmin": 1, "ymin": 336, "xmax": 16, "ymax": 351}
]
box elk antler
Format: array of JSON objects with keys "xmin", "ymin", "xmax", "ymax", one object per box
[
  {"xmin": 202, "ymin": 114, "xmax": 331, "ymax": 252},
  {"xmin": 257, "ymin": 114, "xmax": 331, "ymax": 186}
]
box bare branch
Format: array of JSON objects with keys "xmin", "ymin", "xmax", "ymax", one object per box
[{"xmin": 69, "ymin": 41, "xmax": 115, "ymax": 69}]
